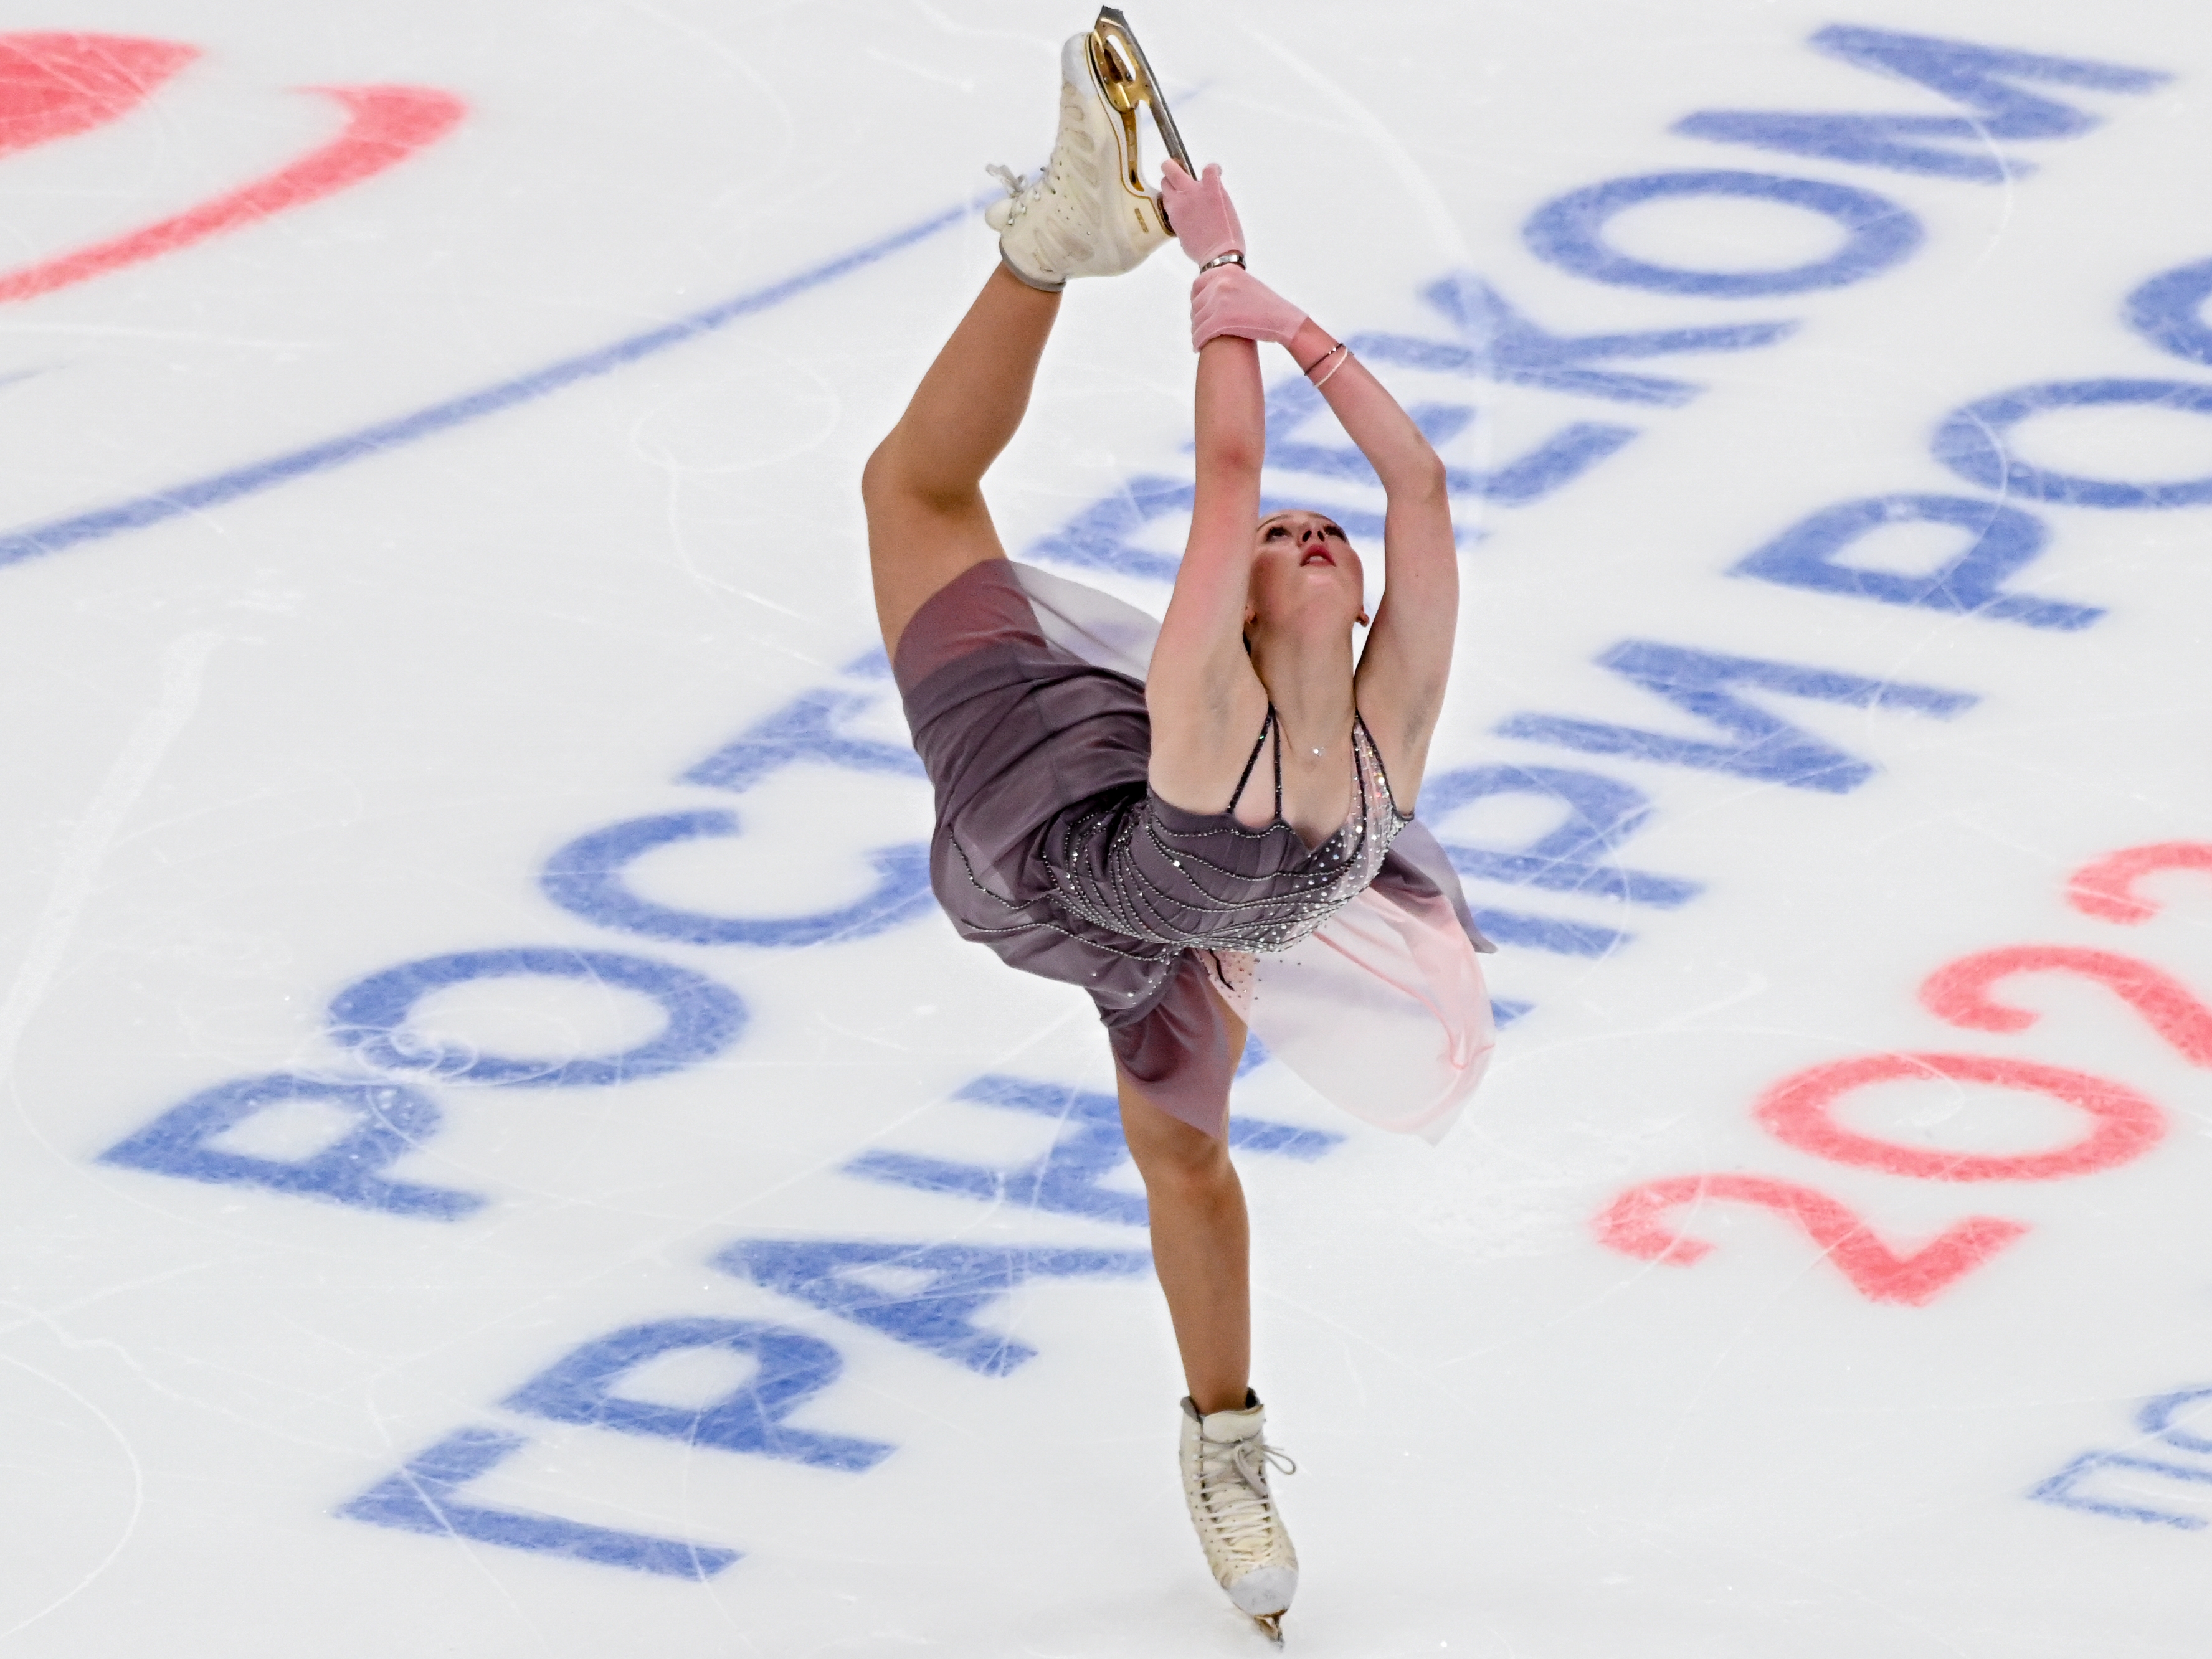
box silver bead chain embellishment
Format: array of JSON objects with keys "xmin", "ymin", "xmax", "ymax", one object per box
[{"xmin": 1042, "ymin": 716, "xmax": 1408, "ymax": 957}]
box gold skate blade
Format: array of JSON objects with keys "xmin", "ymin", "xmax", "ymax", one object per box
[
  {"xmin": 1251, "ymin": 1610, "xmax": 1286, "ymax": 1644},
  {"xmin": 1089, "ymin": 7, "xmax": 1193, "ymax": 177}
]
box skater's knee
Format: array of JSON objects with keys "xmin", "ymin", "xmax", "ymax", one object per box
[
  {"xmin": 1143, "ymin": 1146, "xmax": 1237, "ymax": 1208},
  {"xmin": 860, "ymin": 435, "xmax": 911, "ymax": 514},
  {"xmin": 1123, "ymin": 1111, "xmax": 1236, "ymax": 1196},
  {"xmin": 863, "ymin": 430, "xmax": 982, "ymax": 520}
]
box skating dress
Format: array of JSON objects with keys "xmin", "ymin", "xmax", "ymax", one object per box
[{"xmin": 895, "ymin": 557, "xmax": 1496, "ymax": 1140}]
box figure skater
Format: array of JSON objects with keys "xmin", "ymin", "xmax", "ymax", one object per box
[{"xmin": 860, "ymin": 12, "xmax": 1496, "ymax": 1640}]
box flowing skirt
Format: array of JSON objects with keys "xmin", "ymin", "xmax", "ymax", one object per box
[{"xmin": 894, "ymin": 557, "xmax": 1494, "ymax": 1141}]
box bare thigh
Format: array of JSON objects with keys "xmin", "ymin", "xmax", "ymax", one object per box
[
  {"xmin": 858, "ymin": 267, "xmax": 1060, "ymax": 659},
  {"xmin": 858, "ymin": 448, "xmax": 1006, "ymax": 661}
]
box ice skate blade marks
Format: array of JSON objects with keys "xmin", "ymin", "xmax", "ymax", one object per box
[{"xmin": 1089, "ymin": 7, "xmax": 1193, "ymax": 182}]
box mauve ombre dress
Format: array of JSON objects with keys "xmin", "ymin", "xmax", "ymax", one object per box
[{"xmin": 894, "ymin": 557, "xmax": 1496, "ymax": 1140}]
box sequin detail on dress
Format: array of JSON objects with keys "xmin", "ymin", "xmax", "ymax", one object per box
[{"xmin": 1042, "ymin": 707, "xmax": 1409, "ymax": 956}]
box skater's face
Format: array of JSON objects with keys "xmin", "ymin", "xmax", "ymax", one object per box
[{"xmin": 1246, "ymin": 511, "xmax": 1367, "ymax": 639}]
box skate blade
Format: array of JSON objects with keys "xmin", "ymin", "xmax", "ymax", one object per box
[
  {"xmin": 1251, "ymin": 1610, "xmax": 1286, "ymax": 1644},
  {"xmin": 1088, "ymin": 8, "xmax": 1194, "ymax": 180}
]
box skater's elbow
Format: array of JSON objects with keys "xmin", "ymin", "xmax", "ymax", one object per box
[
  {"xmin": 1382, "ymin": 450, "xmax": 1448, "ymax": 504},
  {"xmin": 1196, "ymin": 431, "xmax": 1265, "ymax": 484}
]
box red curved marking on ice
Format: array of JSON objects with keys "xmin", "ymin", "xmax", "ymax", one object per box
[
  {"xmin": 1921, "ymin": 945, "xmax": 2212, "ymax": 1066},
  {"xmin": 1754, "ymin": 1050, "xmax": 2164, "ymax": 1183},
  {"xmin": 0, "ymin": 32, "xmax": 196, "ymax": 156},
  {"xmin": 1593, "ymin": 1172, "xmax": 2028, "ymax": 1305},
  {"xmin": 0, "ymin": 83, "xmax": 465, "ymax": 305},
  {"xmin": 2067, "ymin": 842, "xmax": 2212, "ymax": 925}
]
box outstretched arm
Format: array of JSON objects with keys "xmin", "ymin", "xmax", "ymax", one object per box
[
  {"xmin": 1291, "ymin": 320, "xmax": 1458, "ymax": 809},
  {"xmin": 1144, "ymin": 161, "xmax": 1284, "ymax": 813},
  {"xmin": 1146, "ymin": 333, "xmax": 1270, "ymax": 813},
  {"xmin": 1156, "ymin": 159, "xmax": 1458, "ymax": 810}
]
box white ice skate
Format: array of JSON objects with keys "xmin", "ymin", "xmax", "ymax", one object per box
[
  {"xmin": 985, "ymin": 11, "xmax": 1185, "ymax": 290},
  {"xmin": 1180, "ymin": 1393, "xmax": 1299, "ymax": 1643}
]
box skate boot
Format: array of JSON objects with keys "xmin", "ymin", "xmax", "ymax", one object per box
[
  {"xmin": 1180, "ymin": 1392, "xmax": 1299, "ymax": 1643},
  {"xmin": 984, "ymin": 23, "xmax": 1173, "ymax": 290}
]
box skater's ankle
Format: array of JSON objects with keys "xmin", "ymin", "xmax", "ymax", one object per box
[{"xmin": 1190, "ymin": 1384, "xmax": 1253, "ymax": 1416}]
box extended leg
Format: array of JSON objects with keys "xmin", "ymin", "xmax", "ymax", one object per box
[
  {"xmin": 1118, "ymin": 1026, "xmax": 1251, "ymax": 1415},
  {"xmin": 860, "ymin": 267, "xmax": 1060, "ymax": 656}
]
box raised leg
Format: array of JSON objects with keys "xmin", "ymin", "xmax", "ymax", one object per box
[
  {"xmin": 860, "ymin": 266, "xmax": 1061, "ymax": 657},
  {"xmin": 1118, "ymin": 1018, "xmax": 1252, "ymax": 1416}
]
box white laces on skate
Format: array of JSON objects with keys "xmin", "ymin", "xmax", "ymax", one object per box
[
  {"xmin": 985, "ymin": 163, "xmax": 1044, "ymax": 216},
  {"xmin": 1195, "ymin": 1434, "xmax": 1296, "ymax": 1559},
  {"xmin": 1229, "ymin": 1435, "xmax": 1296, "ymax": 1498}
]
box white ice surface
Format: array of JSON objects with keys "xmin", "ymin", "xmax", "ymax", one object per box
[{"xmin": 6, "ymin": 2, "xmax": 2212, "ymax": 1653}]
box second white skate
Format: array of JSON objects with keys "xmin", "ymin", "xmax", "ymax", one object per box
[{"xmin": 1179, "ymin": 1393, "xmax": 1299, "ymax": 1642}]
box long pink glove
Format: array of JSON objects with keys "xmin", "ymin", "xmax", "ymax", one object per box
[
  {"xmin": 1190, "ymin": 264, "xmax": 1308, "ymax": 352},
  {"xmin": 1158, "ymin": 159, "xmax": 1244, "ymax": 267}
]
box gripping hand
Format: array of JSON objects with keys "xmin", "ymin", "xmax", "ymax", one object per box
[
  {"xmin": 1190, "ymin": 264, "xmax": 1308, "ymax": 352},
  {"xmin": 1159, "ymin": 159, "xmax": 1245, "ymax": 268}
]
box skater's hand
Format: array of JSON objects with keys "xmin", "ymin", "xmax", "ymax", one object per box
[
  {"xmin": 1159, "ymin": 160, "xmax": 1245, "ymax": 267},
  {"xmin": 1190, "ymin": 265, "xmax": 1307, "ymax": 351}
]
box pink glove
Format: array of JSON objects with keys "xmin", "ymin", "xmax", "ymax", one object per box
[
  {"xmin": 1158, "ymin": 159, "xmax": 1245, "ymax": 267},
  {"xmin": 1190, "ymin": 264, "xmax": 1308, "ymax": 352}
]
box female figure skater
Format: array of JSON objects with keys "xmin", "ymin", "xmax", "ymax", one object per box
[{"xmin": 861, "ymin": 17, "xmax": 1494, "ymax": 1640}]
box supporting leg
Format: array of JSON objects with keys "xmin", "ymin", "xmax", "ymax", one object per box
[
  {"xmin": 860, "ymin": 266, "xmax": 1062, "ymax": 656},
  {"xmin": 1118, "ymin": 1030, "xmax": 1251, "ymax": 1416}
]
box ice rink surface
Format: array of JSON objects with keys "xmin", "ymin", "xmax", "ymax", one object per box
[{"xmin": 9, "ymin": 1, "xmax": 2212, "ymax": 1652}]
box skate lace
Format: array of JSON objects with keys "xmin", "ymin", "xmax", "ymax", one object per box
[
  {"xmin": 1198, "ymin": 1436, "xmax": 1297, "ymax": 1557},
  {"xmin": 985, "ymin": 162, "xmax": 1044, "ymax": 210}
]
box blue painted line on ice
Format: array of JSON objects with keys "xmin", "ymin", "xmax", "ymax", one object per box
[{"xmin": 0, "ymin": 199, "xmax": 974, "ymax": 572}]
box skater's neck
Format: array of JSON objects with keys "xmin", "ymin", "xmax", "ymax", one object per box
[{"xmin": 1248, "ymin": 620, "xmax": 1357, "ymax": 742}]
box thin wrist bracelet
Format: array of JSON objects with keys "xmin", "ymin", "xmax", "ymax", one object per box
[
  {"xmin": 1303, "ymin": 341, "xmax": 1350, "ymax": 382},
  {"xmin": 1197, "ymin": 251, "xmax": 1246, "ymax": 272}
]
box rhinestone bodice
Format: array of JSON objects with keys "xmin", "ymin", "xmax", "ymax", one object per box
[{"xmin": 1042, "ymin": 713, "xmax": 1409, "ymax": 955}]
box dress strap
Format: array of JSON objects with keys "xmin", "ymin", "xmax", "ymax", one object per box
[
  {"xmin": 1226, "ymin": 705, "xmax": 1276, "ymax": 816},
  {"xmin": 1272, "ymin": 709, "xmax": 1285, "ymax": 821}
]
